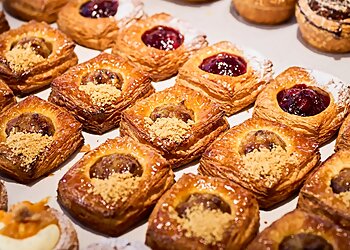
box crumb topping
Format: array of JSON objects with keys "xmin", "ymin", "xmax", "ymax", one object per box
[
  {"xmin": 78, "ymin": 82, "xmax": 121, "ymax": 106},
  {"xmin": 335, "ymin": 192, "xmax": 350, "ymax": 207},
  {"xmin": 308, "ymin": 0, "xmax": 350, "ymax": 12}
]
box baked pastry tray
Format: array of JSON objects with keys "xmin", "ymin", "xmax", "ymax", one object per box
[{"xmin": 3, "ymin": 0, "xmax": 350, "ymax": 248}]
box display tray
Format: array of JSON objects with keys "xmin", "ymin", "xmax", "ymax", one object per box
[{"xmin": 2, "ymin": 0, "xmax": 350, "ymax": 248}]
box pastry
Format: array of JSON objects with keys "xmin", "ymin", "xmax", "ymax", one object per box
[
  {"xmin": 199, "ymin": 118, "xmax": 320, "ymax": 209},
  {"xmin": 296, "ymin": 0, "xmax": 350, "ymax": 53},
  {"xmin": 120, "ymin": 85, "xmax": 229, "ymax": 169},
  {"xmin": 85, "ymin": 239, "xmax": 150, "ymax": 250},
  {"xmin": 57, "ymin": 0, "xmax": 145, "ymax": 50},
  {"xmin": 58, "ymin": 136, "xmax": 174, "ymax": 236},
  {"xmin": 3, "ymin": 0, "xmax": 69, "ymax": 23},
  {"xmin": 0, "ymin": 21, "xmax": 78, "ymax": 95},
  {"xmin": 177, "ymin": 41, "xmax": 273, "ymax": 115},
  {"xmin": 336, "ymin": 114, "xmax": 350, "ymax": 151},
  {"xmin": 232, "ymin": 0, "xmax": 297, "ymax": 25},
  {"xmin": 0, "ymin": 96, "xmax": 84, "ymax": 183},
  {"xmin": 49, "ymin": 52, "xmax": 154, "ymax": 134},
  {"xmin": 0, "ymin": 79, "xmax": 16, "ymax": 112},
  {"xmin": 253, "ymin": 66, "xmax": 350, "ymax": 145},
  {"xmin": 0, "ymin": 199, "xmax": 78, "ymax": 249},
  {"xmin": 0, "ymin": 11, "xmax": 9, "ymax": 34},
  {"xmin": 112, "ymin": 12, "xmax": 208, "ymax": 81},
  {"xmin": 247, "ymin": 209, "xmax": 350, "ymax": 249},
  {"xmin": 0, "ymin": 181, "xmax": 7, "ymax": 211},
  {"xmin": 146, "ymin": 173, "xmax": 259, "ymax": 250},
  {"xmin": 299, "ymin": 150, "xmax": 350, "ymax": 230}
]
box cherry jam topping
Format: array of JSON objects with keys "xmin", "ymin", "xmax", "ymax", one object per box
[
  {"xmin": 277, "ymin": 84, "xmax": 330, "ymax": 117},
  {"xmin": 199, "ymin": 53, "xmax": 247, "ymax": 77},
  {"xmin": 141, "ymin": 26, "xmax": 184, "ymax": 51},
  {"xmin": 80, "ymin": 0, "xmax": 119, "ymax": 18}
]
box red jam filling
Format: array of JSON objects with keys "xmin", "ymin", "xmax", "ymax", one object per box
[
  {"xmin": 80, "ymin": 0, "xmax": 119, "ymax": 18},
  {"xmin": 141, "ymin": 26, "xmax": 184, "ymax": 51}
]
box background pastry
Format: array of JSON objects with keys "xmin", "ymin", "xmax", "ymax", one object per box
[
  {"xmin": 0, "ymin": 181, "xmax": 7, "ymax": 211},
  {"xmin": 0, "ymin": 11, "xmax": 9, "ymax": 33},
  {"xmin": 0, "ymin": 79, "xmax": 15, "ymax": 112}
]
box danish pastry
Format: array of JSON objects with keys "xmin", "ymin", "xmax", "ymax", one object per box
[
  {"xmin": 0, "ymin": 181, "xmax": 7, "ymax": 211},
  {"xmin": 112, "ymin": 12, "xmax": 208, "ymax": 81},
  {"xmin": 0, "ymin": 199, "xmax": 78, "ymax": 249},
  {"xmin": 0, "ymin": 96, "xmax": 84, "ymax": 183},
  {"xmin": 199, "ymin": 118, "xmax": 320, "ymax": 209},
  {"xmin": 177, "ymin": 41, "xmax": 273, "ymax": 115},
  {"xmin": 120, "ymin": 85, "xmax": 229, "ymax": 169},
  {"xmin": 146, "ymin": 173, "xmax": 259, "ymax": 250},
  {"xmin": 58, "ymin": 136, "xmax": 174, "ymax": 236},
  {"xmin": 253, "ymin": 66, "xmax": 350, "ymax": 145},
  {"xmin": 336, "ymin": 114, "xmax": 350, "ymax": 151},
  {"xmin": 57, "ymin": 0, "xmax": 145, "ymax": 50},
  {"xmin": 0, "ymin": 79, "xmax": 16, "ymax": 112},
  {"xmin": 0, "ymin": 21, "xmax": 78, "ymax": 95},
  {"xmin": 49, "ymin": 52, "xmax": 154, "ymax": 134},
  {"xmin": 247, "ymin": 209, "xmax": 350, "ymax": 249},
  {"xmin": 0, "ymin": 11, "xmax": 9, "ymax": 34},
  {"xmin": 296, "ymin": 0, "xmax": 350, "ymax": 53}
]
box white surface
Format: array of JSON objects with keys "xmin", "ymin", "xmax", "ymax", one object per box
[{"xmin": 2, "ymin": 0, "xmax": 350, "ymax": 248}]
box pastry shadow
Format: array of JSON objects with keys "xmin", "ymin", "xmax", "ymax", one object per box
[
  {"xmin": 261, "ymin": 190, "xmax": 299, "ymax": 211},
  {"xmin": 162, "ymin": 0, "xmax": 220, "ymax": 7}
]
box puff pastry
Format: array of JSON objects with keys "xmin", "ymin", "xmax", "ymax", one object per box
[
  {"xmin": 112, "ymin": 12, "xmax": 208, "ymax": 81},
  {"xmin": 49, "ymin": 52, "xmax": 154, "ymax": 134},
  {"xmin": 146, "ymin": 173, "xmax": 259, "ymax": 250},
  {"xmin": 0, "ymin": 21, "xmax": 78, "ymax": 95},
  {"xmin": 177, "ymin": 41, "xmax": 273, "ymax": 115},
  {"xmin": 296, "ymin": 0, "xmax": 350, "ymax": 53},
  {"xmin": 0, "ymin": 11, "xmax": 9, "ymax": 34},
  {"xmin": 253, "ymin": 66, "xmax": 350, "ymax": 145},
  {"xmin": 0, "ymin": 96, "xmax": 84, "ymax": 183},
  {"xmin": 0, "ymin": 199, "xmax": 78, "ymax": 250},
  {"xmin": 247, "ymin": 209, "xmax": 350, "ymax": 249},
  {"xmin": 3, "ymin": 0, "xmax": 69, "ymax": 23},
  {"xmin": 336, "ymin": 114, "xmax": 350, "ymax": 151},
  {"xmin": 120, "ymin": 85, "xmax": 229, "ymax": 169},
  {"xmin": 0, "ymin": 79, "xmax": 16, "ymax": 113},
  {"xmin": 57, "ymin": 0, "xmax": 145, "ymax": 50},
  {"xmin": 58, "ymin": 136, "xmax": 174, "ymax": 236},
  {"xmin": 0, "ymin": 181, "xmax": 7, "ymax": 211}
]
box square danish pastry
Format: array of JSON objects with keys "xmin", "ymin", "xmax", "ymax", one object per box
[
  {"xmin": 336, "ymin": 113, "xmax": 350, "ymax": 151},
  {"xmin": 146, "ymin": 173, "xmax": 259, "ymax": 250},
  {"xmin": 58, "ymin": 136, "xmax": 174, "ymax": 236},
  {"xmin": 199, "ymin": 118, "xmax": 320, "ymax": 209},
  {"xmin": 112, "ymin": 12, "xmax": 208, "ymax": 81},
  {"xmin": 0, "ymin": 96, "xmax": 84, "ymax": 183},
  {"xmin": 49, "ymin": 52, "xmax": 154, "ymax": 134},
  {"xmin": 120, "ymin": 85, "xmax": 229, "ymax": 168},
  {"xmin": 0, "ymin": 21, "xmax": 78, "ymax": 95},
  {"xmin": 0, "ymin": 79, "xmax": 16, "ymax": 112}
]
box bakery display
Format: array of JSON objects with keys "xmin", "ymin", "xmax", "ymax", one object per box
[
  {"xmin": 0, "ymin": 21, "xmax": 78, "ymax": 95},
  {"xmin": 49, "ymin": 52, "xmax": 154, "ymax": 134},
  {"xmin": 0, "ymin": 79, "xmax": 15, "ymax": 112},
  {"xmin": 0, "ymin": 96, "xmax": 84, "ymax": 183},
  {"xmin": 57, "ymin": 0, "xmax": 145, "ymax": 50},
  {"xmin": 0, "ymin": 11, "xmax": 9, "ymax": 33},
  {"xmin": 112, "ymin": 12, "xmax": 208, "ymax": 81},
  {"xmin": 253, "ymin": 66, "xmax": 350, "ymax": 145},
  {"xmin": 336, "ymin": 114, "xmax": 350, "ymax": 151},
  {"xmin": 199, "ymin": 118, "xmax": 320, "ymax": 209},
  {"xmin": 177, "ymin": 41, "xmax": 273, "ymax": 115},
  {"xmin": 0, "ymin": 181, "xmax": 7, "ymax": 211},
  {"xmin": 58, "ymin": 136, "xmax": 174, "ymax": 236},
  {"xmin": 296, "ymin": 0, "xmax": 350, "ymax": 53},
  {"xmin": 146, "ymin": 173, "xmax": 259, "ymax": 250},
  {"xmin": 85, "ymin": 239, "xmax": 150, "ymax": 250}
]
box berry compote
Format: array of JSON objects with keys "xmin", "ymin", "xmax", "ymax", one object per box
[
  {"xmin": 80, "ymin": 0, "xmax": 119, "ymax": 18},
  {"xmin": 141, "ymin": 26, "xmax": 184, "ymax": 51}
]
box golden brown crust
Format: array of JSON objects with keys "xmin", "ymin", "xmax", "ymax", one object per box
[
  {"xmin": 49, "ymin": 52, "xmax": 155, "ymax": 134},
  {"xmin": 0, "ymin": 181, "xmax": 7, "ymax": 211},
  {"xmin": 0, "ymin": 12, "xmax": 9, "ymax": 34},
  {"xmin": 58, "ymin": 136, "xmax": 174, "ymax": 236},
  {"xmin": 0, "ymin": 96, "xmax": 84, "ymax": 183},
  {"xmin": 0, "ymin": 79, "xmax": 16, "ymax": 113},
  {"xmin": 336, "ymin": 114, "xmax": 350, "ymax": 151},
  {"xmin": 177, "ymin": 41, "xmax": 273, "ymax": 115},
  {"xmin": 146, "ymin": 173, "xmax": 259, "ymax": 250},
  {"xmin": 112, "ymin": 13, "xmax": 208, "ymax": 81}
]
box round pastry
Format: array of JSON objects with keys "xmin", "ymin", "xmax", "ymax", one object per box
[
  {"xmin": 146, "ymin": 173, "xmax": 259, "ymax": 250},
  {"xmin": 0, "ymin": 199, "xmax": 78, "ymax": 249},
  {"xmin": 112, "ymin": 12, "xmax": 208, "ymax": 81},
  {"xmin": 0, "ymin": 11, "xmax": 9, "ymax": 34},
  {"xmin": 0, "ymin": 181, "xmax": 7, "ymax": 211},
  {"xmin": 0, "ymin": 79, "xmax": 16, "ymax": 113},
  {"xmin": 336, "ymin": 114, "xmax": 350, "ymax": 151},
  {"xmin": 85, "ymin": 239, "xmax": 150, "ymax": 250},
  {"xmin": 253, "ymin": 66, "xmax": 350, "ymax": 145},
  {"xmin": 57, "ymin": 0, "xmax": 145, "ymax": 50},
  {"xmin": 296, "ymin": 0, "xmax": 350, "ymax": 53},
  {"xmin": 232, "ymin": 0, "xmax": 297, "ymax": 25}
]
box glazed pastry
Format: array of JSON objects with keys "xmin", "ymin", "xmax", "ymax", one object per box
[
  {"xmin": 0, "ymin": 21, "xmax": 78, "ymax": 95},
  {"xmin": 3, "ymin": 0, "xmax": 69, "ymax": 23},
  {"xmin": 247, "ymin": 209, "xmax": 350, "ymax": 249},
  {"xmin": 336, "ymin": 114, "xmax": 350, "ymax": 150},
  {"xmin": 299, "ymin": 150, "xmax": 350, "ymax": 230},
  {"xmin": 0, "ymin": 11, "xmax": 9, "ymax": 34},
  {"xmin": 177, "ymin": 41, "xmax": 273, "ymax": 115},
  {"xmin": 0, "ymin": 80, "xmax": 16, "ymax": 112},
  {"xmin": 120, "ymin": 85, "xmax": 229, "ymax": 168},
  {"xmin": 296, "ymin": 0, "xmax": 350, "ymax": 53},
  {"xmin": 146, "ymin": 173, "xmax": 259, "ymax": 250},
  {"xmin": 253, "ymin": 66, "xmax": 350, "ymax": 145},
  {"xmin": 112, "ymin": 12, "xmax": 208, "ymax": 81},
  {"xmin": 49, "ymin": 52, "xmax": 154, "ymax": 134},
  {"xmin": 0, "ymin": 96, "xmax": 84, "ymax": 183},
  {"xmin": 58, "ymin": 136, "xmax": 174, "ymax": 236},
  {"xmin": 57, "ymin": 0, "xmax": 145, "ymax": 50},
  {"xmin": 85, "ymin": 239, "xmax": 150, "ymax": 250},
  {"xmin": 232, "ymin": 0, "xmax": 297, "ymax": 25},
  {"xmin": 0, "ymin": 199, "xmax": 78, "ymax": 249},
  {"xmin": 0, "ymin": 181, "xmax": 7, "ymax": 211}
]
